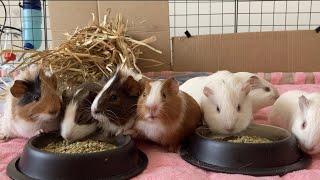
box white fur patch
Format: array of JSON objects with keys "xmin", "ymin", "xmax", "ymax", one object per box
[
  {"xmin": 145, "ymin": 81, "xmax": 163, "ymax": 107},
  {"xmin": 91, "ymin": 75, "xmax": 116, "ymax": 113}
]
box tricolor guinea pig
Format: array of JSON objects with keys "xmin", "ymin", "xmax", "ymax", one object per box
[
  {"xmin": 0, "ymin": 65, "xmax": 61, "ymax": 140},
  {"xmin": 91, "ymin": 65, "xmax": 144, "ymax": 136},
  {"xmin": 234, "ymin": 72, "xmax": 279, "ymax": 112},
  {"xmin": 131, "ymin": 77, "xmax": 202, "ymax": 152},
  {"xmin": 269, "ymin": 90, "xmax": 320, "ymax": 154},
  {"xmin": 60, "ymin": 82, "xmax": 102, "ymax": 142}
]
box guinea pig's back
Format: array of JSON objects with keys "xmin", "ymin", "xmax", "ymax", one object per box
[{"xmin": 179, "ymin": 76, "xmax": 207, "ymax": 105}]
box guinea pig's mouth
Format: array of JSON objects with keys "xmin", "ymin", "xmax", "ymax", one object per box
[{"xmin": 145, "ymin": 115, "xmax": 158, "ymax": 121}]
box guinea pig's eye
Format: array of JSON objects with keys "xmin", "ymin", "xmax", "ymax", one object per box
[
  {"xmin": 237, "ymin": 104, "xmax": 241, "ymax": 112},
  {"xmin": 302, "ymin": 121, "xmax": 307, "ymax": 129},
  {"xmin": 33, "ymin": 95, "xmax": 40, "ymax": 101},
  {"xmin": 216, "ymin": 106, "xmax": 220, "ymax": 113},
  {"xmin": 162, "ymin": 92, "xmax": 166, "ymax": 99},
  {"xmin": 110, "ymin": 94, "xmax": 117, "ymax": 101},
  {"xmin": 264, "ymin": 87, "xmax": 271, "ymax": 92}
]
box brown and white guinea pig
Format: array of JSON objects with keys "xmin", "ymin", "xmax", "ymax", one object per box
[
  {"xmin": 60, "ymin": 82, "xmax": 102, "ymax": 142},
  {"xmin": 0, "ymin": 65, "xmax": 61, "ymax": 140},
  {"xmin": 131, "ymin": 77, "xmax": 202, "ymax": 152},
  {"xmin": 91, "ymin": 65, "xmax": 144, "ymax": 136}
]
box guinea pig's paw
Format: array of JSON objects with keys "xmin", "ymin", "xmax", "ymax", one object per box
[
  {"xmin": 0, "ymin": 133, "xmax": 10, "ymax": 142},
  {"xmin": 115, "ymin": 129, "xmax": 124, "ymax": 136},
  {"xmin": 123, "ymin": 129, "xmax": 138, "ymax": 137}
]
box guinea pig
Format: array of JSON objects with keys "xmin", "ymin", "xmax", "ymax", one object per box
[
  {"xmin": 60, "ymin": 82, "xmax": 102, "ymax": 142},
  {"xmin": 0, "ymin": 65, "xmax": 61, "ymax": 140},
  {"xmin": 180, "ymin": 70, "xmax": 231, "ymax": 105},
  {"xmin": 130, "ymin": 77, "xmax": 202, "ymax": 152},
  {"xmin": 91, "ymin": 65, "xmax": 144, "ymax": 136},
  {"xmin": 234, "ymin": 72, "xmax": 279, "ymax": 112},
  {"xmin": 269, "ymin": 90, "xmax": 320, "ymax": 154},
  {"xmin": 200, "ymin": 71, "xmax": 263, "ymax": 134}
]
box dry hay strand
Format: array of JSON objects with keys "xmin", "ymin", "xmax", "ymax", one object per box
[{"xmin": 4, "ymin": 11, "xmax": 163, "ymax": 91}]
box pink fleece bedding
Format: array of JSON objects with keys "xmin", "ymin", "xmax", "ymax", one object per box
[{"xmin": 2, "ymin": 76, "xmax": 320, "ymax": 179}]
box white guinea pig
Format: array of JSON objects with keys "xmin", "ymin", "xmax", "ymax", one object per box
[
  {"xmin": 180, "ymin": 70, "xmax": 231, "ymax": 105},
  {"xmin": 200, "ymin": 71, "xmax": 262, "ymax": 134},
  {"xmin": 269, "ymin": 90, "xmax": 320, "ymax": 154},
  {"xmin": 60, "ymin": 82, "xmax": 102, "ymax": 142},
  {"xmin": 234, "ymin": 72, "xmax": 279, "ymax": 112}
]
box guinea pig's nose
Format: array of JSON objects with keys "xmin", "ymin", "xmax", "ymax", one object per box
[
  {"xmin": 147, "ymin": 104, "xmax": 158, "ymax": 113},
  {"xmin": 225, "ymin": 128, "xmax": 234, "ymax": 133}
]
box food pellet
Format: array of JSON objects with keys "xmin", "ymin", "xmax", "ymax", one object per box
[
  {"xmin": 42, "ymin": 140, "xmax": 117, "ymax": 154},
  {"xmin": 211, "ymin": 135, "xmax": 272, "ymax": 144}
]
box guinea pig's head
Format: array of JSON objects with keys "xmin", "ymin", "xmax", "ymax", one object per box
[
  {"xmin": 292, "ymin": 95, "xmax": 320, "ymax": 154},
  {"xmin": 249, "ymin": 80, "xmax": 279, "ymax": 111},
  {"xmin": 10, "ymin": 68, "xmax": 61, "ymax": 122},
  {"xmin": 60, "ymin": 83, "xmax": 101, "ymax": 142},
  {"xmin": 201, "ymin": 76, "xmax": 261, "ymax": 134},
  {"xmin": 91, "ymin": 68, "xmax": 142, "ymax": 126},
  {"xmin": 137, "ymin": 77, "xmax": 182, "ymax": 124}
]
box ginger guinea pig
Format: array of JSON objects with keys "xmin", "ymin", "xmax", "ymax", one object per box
[
  {"xmin": 0, "ymin": 65, "xmax": 61, "ymax": 140},
  {"xmin": 132, "ymin": 77, "xmax": 201, "ymax": 152},
  {"xmin": 269, "ymin": 90, "xmax": 320, "ymax": 154},
  {"xmin": 60, "ymin": 82, "xmax": 102, "ymax": 142},
  {"xmin": 91, "ymin": 66, "xmax": 143, "ymax": 136}
]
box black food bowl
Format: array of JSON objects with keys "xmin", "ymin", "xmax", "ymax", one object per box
[
  {"xmin": 7, "ymin": 133, "xmax": 148, "ymax": 180},
  {"xmin": 180, "ymin": 124, "xmax": 311, "ymax": 176}
]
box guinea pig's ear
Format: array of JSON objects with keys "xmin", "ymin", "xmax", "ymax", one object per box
[
  {"xmin": 10, "ymin": 80, "xmax": 28, "ymax": 98},
  {"xmin": 138, "ymin": 78, "xmax": 147, "ymax": 92},
  {"xmin": 203, "ymin": 86, "xmax": 213, "ymax": 97},
  {"xmin": 164, "ymin": 77, "xmax": 179, "ymax": 95},
  {"xmin": 124, "ymin": 76, "xmax": 140, "ymax": 97},
  {"xmin": 241, "ymin": 76, "xmax": 261, "ymax": 95},
  {"xmin": 299, "ymin": 95, "xmax": 310, "ymax": 114},
  {"xmin": 48, "ymin": 74, "xmax": 58, "ymax": 90}
]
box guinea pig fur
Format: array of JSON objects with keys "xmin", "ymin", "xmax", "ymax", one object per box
[
  {"xmin": 201, "ymin": 71, "xmax": 263, "ymax": 134},
  {"xmin": 0, "ymin": 65, "xmax": 61, "ymax": 139},
  {"xmin": 269, "ymin": 90, "xmax": 320, "ymax": 154},
  {"xmin": 60, "ymin": 82, "xmax": 102, "ymax": 142},
  {"xmin": 91, "ymin": 65, "xmax": 143, "ymax": 136},
  {"xmin": 133, "ymin": 77, "xmax": 202, "ymax": 151},
  {"xmin": 234, "ymin": 72, "xmax": 279, "ymax": 112}
]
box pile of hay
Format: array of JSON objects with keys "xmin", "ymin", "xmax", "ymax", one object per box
[{"xmin": 6, "ymin": 10, "xmax": 162, "ymax": 91}]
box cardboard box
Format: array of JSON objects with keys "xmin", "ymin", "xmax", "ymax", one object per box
[
  {"xmin": 172, "ymin": 30, "xmax": 320, "ymax": 72},
  {"xmin": 49, "ymin": 1, "xmax": 320, "ymax": 72}
]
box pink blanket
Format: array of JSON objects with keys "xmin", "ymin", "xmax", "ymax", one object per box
[{"xmin": 2, "ymin": 83, "xmax": 320, "ymax": 179}]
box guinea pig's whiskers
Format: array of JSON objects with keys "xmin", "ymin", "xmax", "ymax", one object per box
[{"xmin": 105, "ymin": 110, "xmax": 119, "ymax": 120}]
